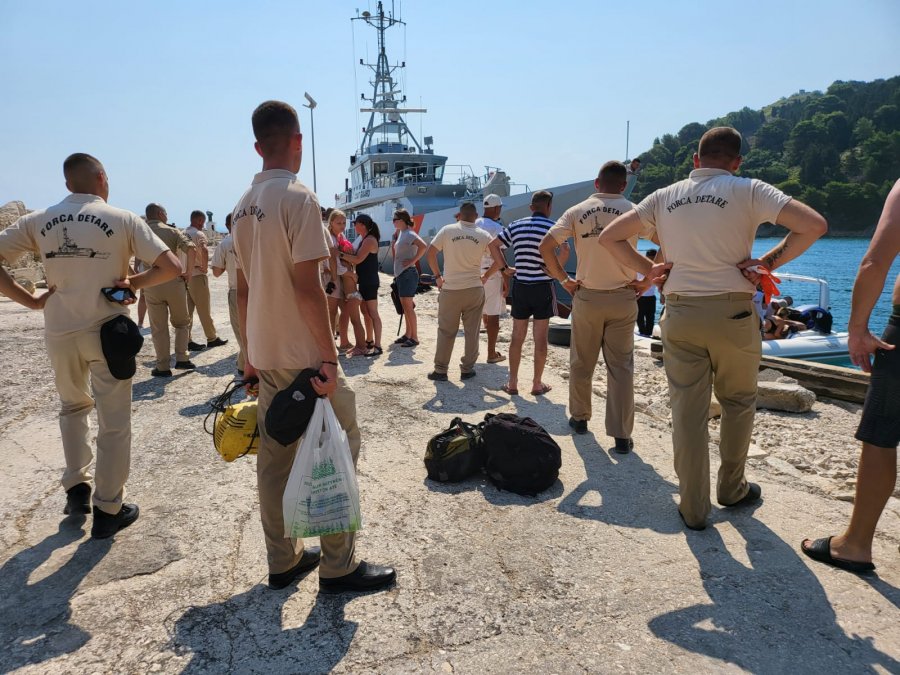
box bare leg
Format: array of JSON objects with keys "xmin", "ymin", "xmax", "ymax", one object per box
[
  {"xmin": 401, "ymin": 296, "xmax": 418, "ymax": 341},
  {"xmin": 531, "ymin": 318, "xmax": 550, "ymax": 392},
  {"xmin": 344, "ymin": 298, "xmax": 367, "ymax": 354},
  {"xmin": 806, "ymin": 443, "xmax": 896, "ymax": 563},
  {"xmin": 484, "ymin": 314, "xmax": 500, "ymax": 359},
  {"xmin": 506, "ymin": 318, "xmax": 529, "ymax": 391},
  {"xmin": 365, "ymin": 299, "xmax": 383, "ymax": 349}
]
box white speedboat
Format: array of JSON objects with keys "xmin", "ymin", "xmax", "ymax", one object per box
[
  {"xmin": 547, "ymin": 273, "xmax": 850, "ymax": 363},
  {"xmin": 337, "ymin": 3, "xmax": 593, "ymax": 271}
]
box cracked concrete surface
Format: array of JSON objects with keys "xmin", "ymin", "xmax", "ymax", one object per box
[{"xmin": 1, "ymin": 272, "xmax": 898, "ymax": 674}]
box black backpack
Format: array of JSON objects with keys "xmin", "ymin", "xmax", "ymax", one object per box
[
  {"xmin": 482, "ymin": 413, "xmax": 561, "ymax": 496},
  {"xmin": 424, "ymin": 417, "xmax": 486, "ymax": 482}
]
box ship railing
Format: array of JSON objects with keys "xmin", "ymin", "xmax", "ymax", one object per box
[{"xmin": 336, "ymin": 164, "xmax": 506, "ymax": 204}]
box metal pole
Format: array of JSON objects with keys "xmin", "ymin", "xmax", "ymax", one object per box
[
  {"xmin": 310, "ymin": 107, "xmax": 317, "ymax": 193},
  {"xmin": 626, "ymin": 120, "xmax": 630, "ymax": 160}
]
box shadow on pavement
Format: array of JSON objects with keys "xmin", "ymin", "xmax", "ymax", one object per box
[
  {"xmin": 170, "ymin": 584, "xmax": 357, "ymax": 674},
  {"xmin": 648, "ymin": 509, "xmax": 900, "ymax": 672},
  {"xmin": 0, "ymin": 520, "xmax": 112, "ymax": 672}
]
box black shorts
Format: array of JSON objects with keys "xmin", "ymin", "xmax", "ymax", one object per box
[
  {"xmin": 511, "ymin": 280, "xmax": 555, "ymax": 320},
  {"xmin": 359, "ymin": 284, "xmax": 379, "ymax": 302},
  {"xmin": 855, "ymin": 316, "xmax": 900, "ymax": 449}
]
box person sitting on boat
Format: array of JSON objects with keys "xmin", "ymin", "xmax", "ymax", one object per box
[
  {"xmin": 761, "ymin": 311, "xmax": 806, "ymax": 340},
  {"xmin": 390, "ymin": 208, "xmax": 427, "ymax": 348}
]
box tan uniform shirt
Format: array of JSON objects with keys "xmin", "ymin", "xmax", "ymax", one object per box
[
  {"xmin": 184, "ymin": 226, "xmax": 209, "ymax": 277},
  {"xmin": 231, "ymin": 169, "xmax": 328, "ymax": 370},
  {"xmin": 146, "ymin": 219, "xmax": 194, "ymax": 260},
  {"xmin": 211, "ymin": 233, "xmax": 237, "ymax": 290},
  {"xmin": 430, "ymin": 220, "xmax": 493, "ymax": 290},
  {"xmin": 634, "ymin": 168, "xmax": 792, "ymax": 295},
  {"xmin": 0, "ymin": 193, "xmax": 168, "ymax": 337},
  {"xmin": 549, "ymin": 193, "xmax": 647, "ymax": 290}
]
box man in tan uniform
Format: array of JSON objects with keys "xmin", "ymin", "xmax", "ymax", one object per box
[
  {"xmin": 143, "ymin": 203, "xmax": 197, "ymax": 377},
  {"xmin": 599, "ymin": 127, "xmax": 827, "ymax": 530},
  {"xmin": 233, "ymin": 100, "xmax": 395, "ymax": 592},
  {"xmin": 0, "ymin": 153, "xmax": 181, "ymax": 538},
  {"xmin": 212, "ymin": 213, "xmax": 245, "ymax": 374},
  {"xmin": 541, "ymin": 161, "xmax": 652, "ymax": 453},
  {"xmin": 425, "ymin": 201, "xmax": 507, "ymax": 381},
  {"xmin": 184, "ymin": 210, "xmax": 227, "ymax": 351}
]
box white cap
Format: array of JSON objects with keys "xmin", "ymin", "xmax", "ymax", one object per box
[{"xmin": 483, "ymin": 194, "xmax": 503, "ymax": 208}]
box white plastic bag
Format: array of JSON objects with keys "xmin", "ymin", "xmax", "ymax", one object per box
[{"xmin": 282, "ymin": 398, "xmax": 362, "ymax": 538}]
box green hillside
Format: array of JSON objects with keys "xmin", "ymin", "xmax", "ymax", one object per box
[{"xmin": 631, "ymin": 76, "xmax": 900, "ymax": 235}]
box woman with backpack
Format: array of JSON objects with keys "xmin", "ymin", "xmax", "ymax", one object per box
[{"xmin": 391, "ymin": 208, "xmax": 426, "ymax": 347}]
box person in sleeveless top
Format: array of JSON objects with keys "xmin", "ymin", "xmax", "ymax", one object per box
[{"xmin": 340, "ymin": 214, "xmax": 383, "ymax": 356}]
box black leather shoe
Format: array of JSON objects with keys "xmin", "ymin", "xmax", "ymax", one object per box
[
  {"xmin": 678, "ymin": 510, "xmax": 706, "ymax": 531},
  {"xmin": 613, "ymin": 437, "xmax": 634, "ymax": 454},
  {"xmin": 91, "ymin": 503, "xmax": 139, "ymax": 539},
  {"xmin": 568, "ymin": 417, "xmax": 588, "ymax": 434},
  {"xmin": 188, "ymin": 341, "xmax": 206, "ymax": 351},
  {"xmin": 460, "ymin": 370, "xmax": 476, "ymax": 380},
  {"xmin": 173, "ymin": 360, "xmax": 196, "ymax": 370},
  {"xmin": 427, "ymin": 371, "xmax": 448, "ymax": 381},
  {"xmin": 151, "ymin": 368, "xmax": 173, "ymax": 377},
  {"xmin": 268, "ymin": 546, "xmax": 322, "ymax": 590},
  {"xmin": 206, "ymin": 337, "xmax": 229, "ymax": 348},
  {"xmin": 64, "ymin": 482, "xmax": 91, "ymax": 515},
  {"xmin": 319, "ymin": 560, "xmax": 396, "ymax": 594},
  {"xmin": 719, "ymin": 482, "xmax": 762, "ymax": 508}
]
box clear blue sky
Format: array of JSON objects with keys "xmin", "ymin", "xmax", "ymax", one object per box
[{"xmin": 2, "ymin": 0, "xmax": 898, "ymax": 228}]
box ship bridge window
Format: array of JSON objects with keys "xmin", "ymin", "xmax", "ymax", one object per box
[
  {"xmin": 396, "ymin": 163, "xmax": 428, "ymax": 181},
  {"xmin": 372, "ymin": 161, "xmax": 389, "ymax": 177},
  {"xmin": 434, "ymin": 165, "xmax": 445, "ymax": 181}
]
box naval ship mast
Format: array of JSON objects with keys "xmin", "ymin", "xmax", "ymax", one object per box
[{"xmin": 353, "ymin": 1, "xmax": 427, "ymax": 156}]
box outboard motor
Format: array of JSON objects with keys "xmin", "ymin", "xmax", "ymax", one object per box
[{"xmin": 794, "ymin": 305, "xmax": 833, "ymax": 334}]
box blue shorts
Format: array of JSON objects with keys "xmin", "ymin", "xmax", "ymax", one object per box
[{"xmin": 395, "ymin": 267, "xmax": 419, "ymax": 298}]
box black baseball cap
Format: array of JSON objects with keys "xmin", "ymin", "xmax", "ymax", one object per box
[
  {"xmin": 265, "ymin": 368, "xmax": 323, "ymax": 446},
  {"xmin": 100, "ymin": 315, "xmax": 144, "ymax": 380}
]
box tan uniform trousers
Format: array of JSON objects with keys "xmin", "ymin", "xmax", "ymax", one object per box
[
  {"xmin": 187, "ymin": 274, "xmax": 217, "ymax": 341},
  {"xmin": 257, "ymin": 368, "xmax": 360, "ymax": 578},
  {"xmin": 227, "ymin": 288, "xmax": 246, "ymax": 371},
  {"xmin": 569, "ymin": 287, "xmax": 638, "ymax": 438},
  {"xmin": 144, "ymin": 277, "xmax": 190, "ymax": 370},
  {"xmin": 434, "ymin": 286, "xmax": 485, "ymax": 374},
  {"xmin": 46, "ymin": 328, "xmax": 132, "ymax": 515},
  {"xmin": 660, "ymin": 292, "xmax": 761, "ymax": 527}
]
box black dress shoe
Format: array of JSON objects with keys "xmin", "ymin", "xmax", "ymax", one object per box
[
  {"xmin": 319, "ymin": 560, "xmax": 396, "ymax": 594},
  {"xmin": 427, "ymin": 371, "xmax": 448, "ymax": 381},
  {"xmin": 206, "ymin": 337, "xmax": 229, "ymax": 348},
  {"xmin": 188, "ymin": 341, "xmax": 206, "ymax": 351},
  {"xmin": 613, "ymin": 437, "xmax": 634, "ymax": 454},
  {"xmin": 64, "ymin": 482, "xmax": 91, "ymax": 515},
  {"xmin": 173, "ymin": 360, "xmax": 196, "ymax": 370},
  {"xmin": 91, "ymin": 503, "xmax": 139, "ymax": 539},
  {"xmin": 460, "ymin": 370, "xmax": 476, "ymax": 380},
  {"xmin": 568, "ymin": 417, "xmax": 588, "ymax": 434},
  {"xmin": 151, "ymin": 368, "xmax": 173, "ymax": 377},
  {"xmin": 268, "ymin": 546, "xmax": 322, "ymax": 590},
  {"xmin": 719, "ymin": 482, "xmax": 762, "ymax": 508}
]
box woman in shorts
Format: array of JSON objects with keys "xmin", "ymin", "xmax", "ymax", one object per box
[
  {"xmin": 325, "ymin": 210, "xmax": 366, "ymax": 356},
  {"xmin": 341, "ymin": 214, "xmax": 383, "ymax": 356},
  {"xmin": 391, "ymin": 209, "xmax": 427, "ymax": 346}
]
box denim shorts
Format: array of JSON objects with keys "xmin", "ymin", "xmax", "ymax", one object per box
[{"xmin": 395, "ymin": 267, "xmax": 419, "ymax": 298}]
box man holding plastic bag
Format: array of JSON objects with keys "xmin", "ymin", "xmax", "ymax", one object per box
[{"xmin": 232, "ymin": 100, "xmax": 396, "ymax": 593}]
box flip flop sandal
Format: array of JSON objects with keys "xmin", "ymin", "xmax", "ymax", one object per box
[
  {"xmin": 531, "ymin": 384, "xmax": 552, "ymax": 396},
  {"xmin": 501, "ymin": 384, "xmax": 519, "ymax": 396},
  {"xmin": 366, "ymin": 346, "xmax": 384, "ymax": 357},
  {"xmin": 393, "ymin": 336, "xmax": 409, "ymax": 344},
  {"xmin": 801, "ymin": 536, "xmax": 875, "ymax": 574},
  {"xmin": 346, "ymin": 346, "xmax": 367, "ymax": 357},
  {"xmin": 402, "ymin": 337, "xmax": 419, "ymax": 347}
]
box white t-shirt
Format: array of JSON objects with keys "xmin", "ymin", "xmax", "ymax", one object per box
[
  {"xmin": 430, "ymin": 220, "xmax": 493, "ymax": 290},
  {"xmin": 0, "ymin": 193, "xmax": 168, "ymax": 336},
  {"xmin": 475, "ymin": 216, "xmax": 504, "ymax": 271},
  {"xmin": 548, "ymin": 193, "xmax": 647, "ymax": 290},
  {"xmin": 232, "ymin": 169, "xmax": 329, "ymax": 370},
  {"xmin": 211, "ymin": 233, "xmax": 237, "ymax": 290},
  {"xmin": 184, "ymin": 226, "xmax": 209, "ymax": 277},
  {"xmin": 634, "ymin": 168, "xmax": 792, "ymax": 295}
]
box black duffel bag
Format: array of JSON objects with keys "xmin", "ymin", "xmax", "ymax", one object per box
[
  {"xmin": 424, "ymin": 417, "xmax": 486, "ymax": 482},
  {"xmin": 482, "ymin": 413, "xmax": 561, "ymax": 496}
]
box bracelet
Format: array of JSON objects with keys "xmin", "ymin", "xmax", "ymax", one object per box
[{"xmin": 322, "ymin": 360, "xmax": 337, "ymax": 366}]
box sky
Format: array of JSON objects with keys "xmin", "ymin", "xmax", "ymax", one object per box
[{"xmin": 1, "ymin": 0, "xmax": 898, "ymax": 229}]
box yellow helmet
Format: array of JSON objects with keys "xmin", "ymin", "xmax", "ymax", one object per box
[{"xmin": 213, "ymin": 399, "xmax": 259, "ymax": 462}]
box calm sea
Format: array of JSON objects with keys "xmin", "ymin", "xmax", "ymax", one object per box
[{"xmin": 629, "ymin": 237, "xmax": 899, "ymax": 333}]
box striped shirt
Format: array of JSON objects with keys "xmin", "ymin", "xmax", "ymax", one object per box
[{"xmin": 498, "ymin": 213, "xmax": 554, "ymax": 283}]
